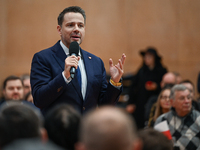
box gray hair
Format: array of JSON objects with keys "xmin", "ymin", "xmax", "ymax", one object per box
[{"xmin": 170, "ymin": 84, "xmax": 188, "ymax": 100}]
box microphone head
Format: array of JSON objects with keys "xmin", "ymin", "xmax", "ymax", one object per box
[{"xmin": 69, "ymin": 41, "xmax": 79, "ymax": 55}]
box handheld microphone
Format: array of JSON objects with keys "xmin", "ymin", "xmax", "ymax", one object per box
[{"xmin": 69, "ymin": 41, "xmax": 79, "ymax": 79}]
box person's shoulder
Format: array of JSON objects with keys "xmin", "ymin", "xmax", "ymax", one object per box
[
  {"xmin": 34, "ymin": 41, "xmax": 60, "ymax": 56},
  {"xmin": 81, "ymin": 48, "xmax": 103, "ymax": 62},
  {"xmin": 155, "ymin": 111, "xmax": 172, "ymax": 124},
  {"xmin": 193, "ymin": 109, "xmax": 200, "ymax": 116},
  {"xmin": 81, "ymin": 48, "xmax": 99, "ymax": 58}
]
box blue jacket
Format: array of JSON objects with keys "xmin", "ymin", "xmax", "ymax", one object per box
[{"xmin": 30, "ymin": 41, "xmax": 122, "ymax": 115}]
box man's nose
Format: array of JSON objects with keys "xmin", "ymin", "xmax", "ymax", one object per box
[
  {"xmin": 73, "ymin": 24, "xmax": 79, "ymax": 32},
  {"xmin": 185, "ymin": 97, "xmax": 191, "ymax": 103},
  {"xmin": 13, "ymin": 88, "xmax": 19, "ymax": 93}
]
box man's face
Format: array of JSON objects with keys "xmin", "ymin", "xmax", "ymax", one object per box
[
  {"xmin": 172, "ymin": 89, "xmax": 192, "ymax": 117},
  {"xmin": 3, "ymin": 80, "xmax": 24, "ymax": 100},
  {"xmin": 23, "ymin": 78, "xmax": 31, "ymax": 96},
  {"xmin": 57, "ymin": 12, "xmax": 85, "ymax": 48},
  {"xmin": 181, "ymin": 83, "xmax": 194, "ymax": 99}
]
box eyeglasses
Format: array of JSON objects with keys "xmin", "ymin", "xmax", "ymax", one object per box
[{"xmin": 160, "ymin": 95, "xmax": 170, "ymax": 101}]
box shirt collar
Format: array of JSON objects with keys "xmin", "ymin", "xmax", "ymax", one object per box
[{"xmin": 60, "ymin": 40, "xmax": 82, "ymax": 58}]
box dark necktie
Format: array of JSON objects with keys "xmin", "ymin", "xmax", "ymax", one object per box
[{"xmin": 76, "ymin": 66, "xmax": 82, "ymax": 89}]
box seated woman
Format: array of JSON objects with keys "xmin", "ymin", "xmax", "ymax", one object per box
[{"xmin": 148, "ymin": 86, "xmax": 172, "ymax": 127}]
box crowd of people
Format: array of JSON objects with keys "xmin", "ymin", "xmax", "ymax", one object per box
[{"xmin": 0, "ymin": 5, "xmax": 200, "ymax": 150}]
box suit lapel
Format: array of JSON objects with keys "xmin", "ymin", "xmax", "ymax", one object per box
[
  {"xmin": 52, "ymin": 41, "xmax": 67, "ymax": 70},
  {"xmin": 81, "ymin": 50, "xmax": 94, "ymax": 101}
]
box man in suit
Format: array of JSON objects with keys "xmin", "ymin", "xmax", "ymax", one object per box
[{"xmin": 30, "ymin": 6, "xmax": 126, "ymax": 115}]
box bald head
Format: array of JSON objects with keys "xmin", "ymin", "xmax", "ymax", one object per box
[
  {"xmin": 160, "ymin": 72, "xmax": 176, "ymax": 88},
  {"xmin": 77, "ymin": 106, "xmax": 140, "ymax": 150}
]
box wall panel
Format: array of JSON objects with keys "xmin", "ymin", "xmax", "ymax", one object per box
[{"xmin": 0, "ymin": 0, "xmax": 200, "ymax": 97}]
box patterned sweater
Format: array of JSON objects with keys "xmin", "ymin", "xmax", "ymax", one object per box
[{"xmin": 154, "ymin": 107, "xmax": 200, "ymax": 150}]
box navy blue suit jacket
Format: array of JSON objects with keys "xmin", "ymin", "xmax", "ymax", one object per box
[{"xmin": 31, "ymin": 41, "xmax": 122, "ymax": 115}]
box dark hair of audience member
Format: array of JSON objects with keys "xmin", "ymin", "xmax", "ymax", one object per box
[
  {"xmin": 0, "ymin": 101, "xmax": 43, "ymax": 148},
  {"xmin": 44, "ymin": 104, "xmax": 81, "ymax": 150},
  {"xmin": 3, "ymin": 75, "xmax": 24, "ymax": 89},
  {"xmin": 138, "ymin": 128, "xmax": 173, "ymax": 150}
]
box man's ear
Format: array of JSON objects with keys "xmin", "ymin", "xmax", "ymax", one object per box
[
  {"xmin": 57, "ymin": 25, "xmax": 62, "ymax": 36},
  {"xmin": 75, "ymin": 142, "xmax": 86, "ymax": 150},
  {"xmin": 40, "ymin": 128, "xmax": 48, "ymax": 143}
]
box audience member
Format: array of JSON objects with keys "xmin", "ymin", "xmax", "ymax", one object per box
[
  {"xmin": 154, "ymin": 84, "xmax": 200, "ymax": 149},
  {"xmin": 145, "ymin": 72, "xmax": 176, "ymax": 123},
  {"xmin": 24, "ymin": 91, "xmax": 34, "ymax": 103},
  {"xmin": 45, "ymin": 104, "xmax": 81, "ymax": 150},
  {"xmin": 180, "ymin": 79, "xmax": 200, "ymax": 111},
  {"xmin": 1, "ymin": 75, "xmax": 24, "ymax": 104},
  {"xmin": 160, "ymin": 72, "xmax": 177, "ymax": 89},
  {"xmin": 180, "ymin": 80, "xmax": 195, "ymax": 99},
  {"xmin": 127, "ymin": 47, "xmax": 167, "ymax": 129},
  {"xmin": 138, "ymin": 128, "xmax": 173, "ymax": 150},
  {"xmin": 173, "ymin": 72, "xmax": 182, "ymax": 84},
  {"xmin": 21, "ymin": 74, "xmax": 31, "ymax": 98},
  {"xmin": 76, "ymin": 106, "xmax": 142, "ymax": 150},
  {"xmin": 197, "ymin": 72, "xmax": 200, "ymax": 101},
  {"xmin": 148, "ymin": 86, "xmax": 172, "ymax": 127},
  {"xmin": 0, "ymin": 101, "xmax": 63, "ymax": 150}
]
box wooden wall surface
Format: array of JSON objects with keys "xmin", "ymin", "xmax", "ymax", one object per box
[{"xmin": 0, "ymin": 0, "xmax": 200, "ymax": 97}]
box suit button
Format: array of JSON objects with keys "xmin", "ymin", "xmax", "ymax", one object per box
[{"xmin": 83, "ymin": 107, "xmax": 85, "ymax": 111}]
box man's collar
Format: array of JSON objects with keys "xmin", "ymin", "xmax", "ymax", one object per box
[
  {"xmin": 60, "ymin": 40, "xmax": 81, "ymax": 58},
  {"xmin": 60, "ymin": 41, "xmax": 69, "ymax": 56}
]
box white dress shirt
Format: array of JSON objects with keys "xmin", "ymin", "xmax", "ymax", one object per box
[{"xmin": 60, "ymin": 41, "xmax": 87, "ymax": 100}]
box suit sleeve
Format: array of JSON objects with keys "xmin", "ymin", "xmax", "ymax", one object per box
[
  {"xmin": 30, "ymin": 52, "xmax": 67, "ymax": 108},
  {"xmin": 96, "ymin": 58, "xmax": 122, "ymax": 106}
]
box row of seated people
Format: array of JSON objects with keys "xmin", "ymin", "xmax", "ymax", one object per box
[
  {"xmin": 0, "ymin": 101, "xmax": 173, "ymax": 150},
  {"xmin": 125, "ymin": 71, "xmax": 200, "ymax": 129},
  {"xmin": 0, "ymin": 72, "xmax": 200, "ymax": 149}
]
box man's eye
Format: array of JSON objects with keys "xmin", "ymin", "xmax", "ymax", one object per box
[
  {"xmin": 67, "ymin": 24, "xmax": 73, "ymax": 27},
  {"xmin": 8, "ymin": 87, "xmax": 14, "ymax": 90},
  {"xmin": 17, "ymin": 87, "xmax": 22, "ymax": 90}
]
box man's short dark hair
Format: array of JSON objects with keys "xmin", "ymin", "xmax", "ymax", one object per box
[
  {"xmin": 57, "ymin": 6, "xmax": 86, "ymax": 26},
  {"xmin": 180, "ymin": 79, "xmax": 195, "ymax": 91},
  {"xmin": 0, "ymin": 101, "xmax": 43, "ymax": 148},
  {"xmin": 44, "ymin": 104, "xmax": 81, "ymax": 150},
  {"xmin": 3, "ymin": 75, "xmax": 23, "ymax": 89}
]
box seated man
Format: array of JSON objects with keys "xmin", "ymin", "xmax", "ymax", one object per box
[
  {"xmin": 20, "ymin": 74, "xmax": 31, "ymax": 98},
  {"xmin": 76, "ymin": 106, "xmax": 142, "ymax": 150},
  {"xmin": 45, "ymin": 104, "xmax": 81, "ymax": 150},
  {"xmin": 180, "ymin": 79, "xmax": 200, "ymax": 111},
  {"xmin": 2, "ymin": 75, "xmax": 24, "ymax": 102},
  {"xmin": 154, "ymin": 84, "xmax": 200, "ymax": 150},
  {"xmin": 0, "ymin": 101, "xmax": 63, "ymax": 150}
]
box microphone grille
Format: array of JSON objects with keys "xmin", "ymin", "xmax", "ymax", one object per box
[{"xmin": 69, "ymin": 41, "xmax": 79, "ymax": 55}]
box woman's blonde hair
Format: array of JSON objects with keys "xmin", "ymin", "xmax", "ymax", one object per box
[{"xmin": 153, "ymin": 87, "xmax": 171, "ymax": 122}]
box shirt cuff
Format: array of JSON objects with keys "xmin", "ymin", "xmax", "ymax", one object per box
[
  {"xmin": 62, "ymin": 71, "xmax": 72, "ymax": 84},
  {"xmin": 109, "ymin": 80, "xmax": 122, "ymax": 90}
]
